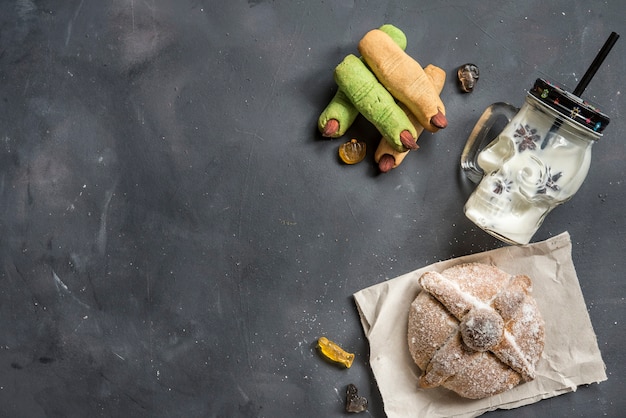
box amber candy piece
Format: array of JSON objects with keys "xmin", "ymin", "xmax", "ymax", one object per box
[
  {"xmin": 338, "ymin": 139, "xmax": 366, "ymax": 164},
  {"xmin": 317, "ymin": 336, "xmax": 354, "ymax": 368}
]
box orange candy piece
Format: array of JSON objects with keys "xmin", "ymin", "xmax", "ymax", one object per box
[
  {"xmin": 317, "ymin": 336, "xmax": 354, "ymax": 368},
  {"xmin": 338, "ymin": 139, "xmax": 366, "ymax": 164}
]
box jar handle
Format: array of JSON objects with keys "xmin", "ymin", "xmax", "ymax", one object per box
[{"xmin": 460, "ymin": 102, "xmax": 519, "ymax": 183}]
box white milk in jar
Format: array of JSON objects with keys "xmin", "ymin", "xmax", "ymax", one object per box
[{"xmin": 462, "ymin": 79, "xmax": 609, "ymax": 245}]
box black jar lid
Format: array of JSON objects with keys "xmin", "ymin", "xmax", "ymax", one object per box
[{"xmin": 529, "ymin": 78, "xmax": 610, "ymax": 134}]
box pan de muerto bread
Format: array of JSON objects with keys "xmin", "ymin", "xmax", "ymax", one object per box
[{"xmin": 407, "ymin": 263, "xmax": 545, "ymax": 399}]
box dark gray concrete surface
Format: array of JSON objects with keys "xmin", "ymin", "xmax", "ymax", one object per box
[{"xmin": 0, "ymin": 0, "xmax": 624, "ymax": 416}]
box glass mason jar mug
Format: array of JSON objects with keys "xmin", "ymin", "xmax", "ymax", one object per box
[{"xmin": 461, "ymin": 79, "xmax": 610, "ymax": 245}]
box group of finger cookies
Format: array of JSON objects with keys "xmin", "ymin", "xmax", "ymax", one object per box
[{"xmin": 318, "ymin": 24, "xmax": 448, "ymax": 173}]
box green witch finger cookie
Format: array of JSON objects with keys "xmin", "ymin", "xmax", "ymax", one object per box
[
  {"xmin": 317, "ymin": 24, "xmax": 407, "ymax": 138},
  {"xmin": 334, "ymin": 54, "xmax": 417, "ymax": 152}
]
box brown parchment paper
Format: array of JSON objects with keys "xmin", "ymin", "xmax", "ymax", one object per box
[{"xmin": 353, "ymin": 232, "xmax": 606, "ymax": 418}]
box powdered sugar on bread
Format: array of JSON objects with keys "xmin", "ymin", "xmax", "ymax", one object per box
[{"xmin": 407, "ymin": 263, "xmax": 545, "ymax": 399}]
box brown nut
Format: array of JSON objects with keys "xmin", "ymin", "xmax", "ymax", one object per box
[
  {"xmin": 322, "ymin": 118, "xmax": 340, "ymax": 137},
  {"xmin": 430, "ymin": 109, "xmax": 448, "ymax": 129},
  {"xmin": 400, "ymin": 130, "xmax": 418, "ymax": 150}
]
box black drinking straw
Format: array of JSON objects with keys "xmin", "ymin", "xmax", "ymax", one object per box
[
  {"xmin": 573, "ymin": 31, "xmax": 620, "ymax": 96},
  {"xmin": 540, "ymin": 31, "xmax": 620, "ymax": 149}
]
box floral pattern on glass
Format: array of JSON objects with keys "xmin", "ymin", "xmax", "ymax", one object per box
[
  {"xmin": 492, "ymin": 177, "xmax": 512, "ymax": 195},
  {"xmin": 514, "ymin": 124, "xmax": 540, "ymax": 152},
  {"xmin": 495, "ymin": 123, "xmax": 564, "ymax": 196},
  {"xmin": 537, "ymin": 167, "xmax": 563, "ymax": 194}
]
